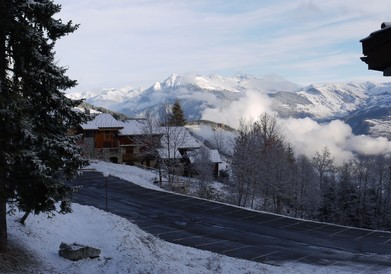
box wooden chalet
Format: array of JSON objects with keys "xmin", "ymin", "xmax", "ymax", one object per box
[
  {"xmin": 80, "ymin": 113, "xmax": 162, "ymax": 166},
  {"xmin": 79, "ymin": 113, "xmax": 222, "ymax": 177},
  {"xmin": 81, "ymin": 113, "xmax": 124, "ymax": 163},
  {"xmin": 118, "ymin": 119, "xmax": 162, "ymax": 167}
]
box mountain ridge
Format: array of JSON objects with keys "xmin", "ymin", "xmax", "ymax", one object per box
[{"xmin": 66, "ymin": 73, "xmax": 391, "ymax": 138}]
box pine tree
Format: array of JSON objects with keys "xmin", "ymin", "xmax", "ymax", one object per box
[
  {"xmin": 169, "ymin": 99, "xmax": 186, "ymax": 126},
  {"xmin": 0, "ymin": 0, "xmax": 87, "ymax": 251}
]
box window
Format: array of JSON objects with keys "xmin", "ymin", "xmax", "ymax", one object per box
[{"xmin": 104, "ymin": 131, "xmax": 111, "ymax": 140}]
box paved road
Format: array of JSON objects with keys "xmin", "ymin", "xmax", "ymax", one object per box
[{"xmin": 68, "ymin": 171, "xmax": 391, "ymax": 271}]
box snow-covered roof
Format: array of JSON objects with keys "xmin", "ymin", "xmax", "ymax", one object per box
[
  {"xmin": 188, "ymin": 149, "xmax": 222, "ymax": 164},
  {"xmin": 81, "ymin": 113, "xmax": 124, "ymax": 130},
  {"xmin": 158, "ymin": 127, "xmax": 201, "ymax": 159},
  {"xmin": 119, "ymin": 119, "xmax": 162, "ymax": 136},
  {"xmin": 159, "ymin": 127, "xmax": 200, "ymax": 149},
  {"xmin": 157, "ymin": 147, "xmax": 183, "ymax": 159},
  {"xmin": 119, "ymin": 120, "xmax": 144, "ymax": 135},
  {"xmin": 209, "ymin": 149, "xmax": 222, "ymax": 163}
]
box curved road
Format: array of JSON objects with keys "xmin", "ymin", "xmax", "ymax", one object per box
[{"xmin": 68, "ymin": 171, "xmax": 391, "ymax": 271}]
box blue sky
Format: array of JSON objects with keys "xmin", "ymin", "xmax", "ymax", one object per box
[{"xmin": 55, "ymin": 0, "xmax": 391, "ymax": 91}]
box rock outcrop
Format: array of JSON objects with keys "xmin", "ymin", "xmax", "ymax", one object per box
[{"xmin": 58, "ymin": 242, "xmax": 101, "ymax": 261}]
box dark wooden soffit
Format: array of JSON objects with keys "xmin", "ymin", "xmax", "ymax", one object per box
[{"xmin": 360, "ymin": 22, "xmax": 391, "ymax": 76}]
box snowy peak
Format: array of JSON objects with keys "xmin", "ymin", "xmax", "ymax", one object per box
[
  {"xmin": 161, "ymin": 74, "xmax": 182, "ymax": 88},
  {"xmin": 258, "ymin": 73, "xmax": 300, "ymax": 92},
  {"xmin": 153, "ymin": 82, "xmax": 162, "ymax": 91},
  {"xmin": 151, "ymin": 74, "xmax": 183, "ymax": 91},
  {"xmin": 67, "ymin": 86, "xmax": 143, "ymax": 109},
  {"xmin": 149, "ymin": 73, "xmax": 299, "ymax": 93}
]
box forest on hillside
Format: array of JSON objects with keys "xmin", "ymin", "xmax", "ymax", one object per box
[{"xmin": 226, "ymin": 114, "xmax": 391, "ymax": 231}]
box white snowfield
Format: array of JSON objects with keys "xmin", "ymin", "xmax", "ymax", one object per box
[{"xmin": 8, "ymin": 162, "xmax": 385, "ymax": 273}]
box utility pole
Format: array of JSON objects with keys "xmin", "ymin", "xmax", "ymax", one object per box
[{"xmin": 103, "ymin": 172, "xmax": 110, "ymax": 211}]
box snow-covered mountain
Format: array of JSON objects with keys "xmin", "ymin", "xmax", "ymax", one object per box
[
  {"xmin": 66, "ymin": 74, "xmax": 391, "ymax": 138},
  {"xmin": 147, "ymin": 73, "xmax": 299, "ymax": 93},
  {"xmin": 70, "ymin": 73, "xmax": 300, "ymax": 118},
  {"xmin": 67, "ymin": 85, "xmax": 144, "ymax": 110},
  {"xmin": 271, "ymin": 82, "xmax": 370, "ymax": 119}
]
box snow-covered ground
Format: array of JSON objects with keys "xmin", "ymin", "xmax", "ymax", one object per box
[
  {"xmin": 88, "ymin": 160, "xmax": 162, "ymax": 191},
  {"xmin": 7, "ymin": 161, "xmax": 381, "ymax": 273}
]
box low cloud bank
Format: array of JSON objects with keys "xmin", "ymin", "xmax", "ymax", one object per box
[
  {"xmin": 282, "ymin": 118, "xmax": 391, "ymax": 164},
  {"xmin": 202, "ymin": 92, "xmax": 391, "ymax": 164},
  {"xmin": 202, "ymin": 90, "xmax": 274, "ymax": 128}
]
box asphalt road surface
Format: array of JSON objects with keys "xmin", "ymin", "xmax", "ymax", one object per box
[{"xmin": 68, "ymin": 171, "xmax": 391, "ymax": 271}]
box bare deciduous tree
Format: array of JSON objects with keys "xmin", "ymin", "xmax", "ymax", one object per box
[
  {"xmin": 158, "ymin": 102, "xmax": 191, "ymax": 185},
  {"xmin": 192, "ymin": 147, "xmax": 214, "ymax": 198},
  {"xmin": 311, "ymin": 147, "xmax": 335, "ymax": 191},
  {"xmin": 211, "ymin": 127, "xmax": 227, "ymax": 154}
]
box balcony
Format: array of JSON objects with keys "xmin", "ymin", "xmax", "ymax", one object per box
[
  {"xmin": 92, "ymin": 148, "xmax": 120, "ymax": 160},
  {"xmin": 122, "ymin": 153, "xmax": 139, "ymax": 162}
]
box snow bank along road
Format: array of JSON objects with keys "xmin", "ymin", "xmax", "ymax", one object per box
[{"xmin": 68, "ymin": 171, "xmax": 391, "ymax": 271}]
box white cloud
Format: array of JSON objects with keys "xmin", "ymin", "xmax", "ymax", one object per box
[
  {"xmin": 348, "ymin": 135, "xmax": 391, "ymax": 155},
  {"xmin": 202, "ymin": 90, "xmax": 273, "ymax": 128},
  {"xmin": 282, "ymin": 117, "xmax": 391, "ymax": 164},
  {"xmin": 54, "ymin": 0, "xmax": 391, "ymax": 91},
  {"xmin": 199, "ymin": 84, "xmax": 391, "ymax": 164}
]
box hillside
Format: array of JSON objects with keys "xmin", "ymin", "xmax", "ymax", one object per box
[{"xmin": 4, "ymin": 162, "xmax": 377, "ymax": 274}]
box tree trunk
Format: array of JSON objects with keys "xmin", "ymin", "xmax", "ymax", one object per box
[
  {"xmin": 158, "ymin": 166, "xmax": 162, "ymax": 187},
  {"xmin": 0, "ymin": 0, "xmax": 6, "ymax": 90},
  {"xmin": 0, "ymin": 182, "xmax": 7, "ymax": 252},
  {"xmin": 0, "ymin": 0, "xmax": 8, "ymax": 253},
  {"xmin": 20, "ymin": 210, "xmax": 31, "ymax": 225}
]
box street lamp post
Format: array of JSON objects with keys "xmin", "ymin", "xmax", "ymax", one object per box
[{"xmin": 103, "ymin": 172, "xmax": 110, "ymax": 211}]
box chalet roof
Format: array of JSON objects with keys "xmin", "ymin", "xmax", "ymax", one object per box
[
  {"xmin": 209, "ymin": 149, "xmax": 222, "ymax": 163},
  {"xmin": 159, "ymin": 127, "xmax": 200, "ymax": 149},
  {"xmin": 119, "ymin": 119, "xmax": 162, "ymax": 136},
  {"xmin": 118, "ymin": 120, "xmax": 144, "ymax": 135},
  {"xmin": 157, "ymin": 147, "xmax": 183, "ymax": 159},
  {"xmin": 158, "ymin": 127, "xmax": 201, "ymax": 159},
  {"xmin": 81, "ymin": 113, "xmax": 124, "ymax": 130},
  {"xmin": 188, "ymin": 149, "xmax": 222, "ymax": 164}
]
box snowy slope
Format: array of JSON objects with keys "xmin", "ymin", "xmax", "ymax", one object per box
[
  {"xmin": 10, "ymin": 203, "xmax": 370, "ymax": 274},
  {"xmin": 9, "ymin": 204, "xmax": 271, "ymax": 274},
  {"xmin": 7, "ymin": 161, "xmax": 384, "ymax": 273},
  {"xmin": 288, "ymin": 82, "xmax": 369, "ymax": 119}
]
